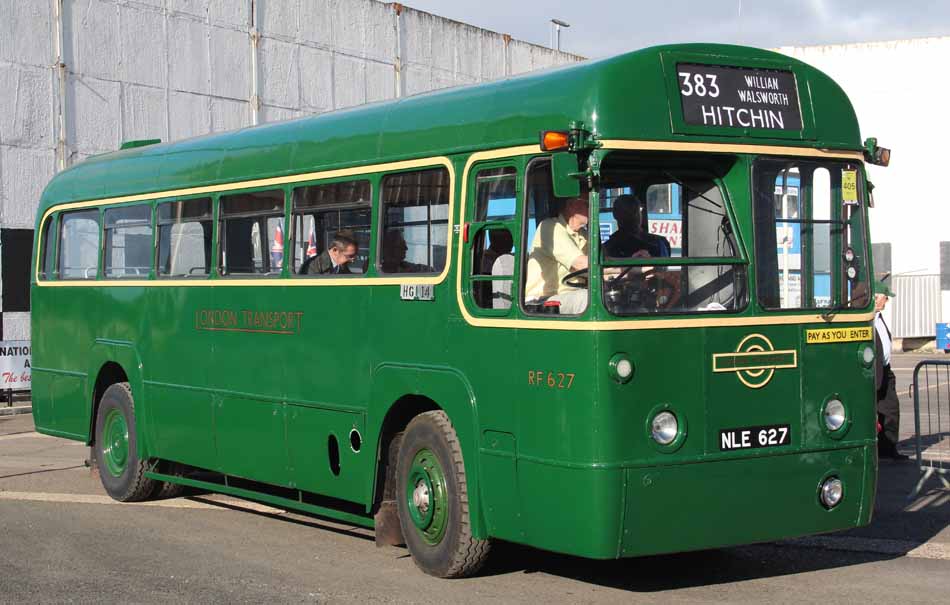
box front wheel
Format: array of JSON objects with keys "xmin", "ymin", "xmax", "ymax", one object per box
[
  {"xmin": 395, "ymin": 411, "xmax": 491, "ymax": 578},
  {"xmin": 94, "ymin": 382, "xmax": 156, "ymax": 502}
]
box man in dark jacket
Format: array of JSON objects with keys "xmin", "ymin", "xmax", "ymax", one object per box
[
  {"xmin": 874, "ymin": 280, "xmax": 907, "ymax": 460},
  {"xmin": 303, "ymin": 230, "xmax": 358, "ymax": 275},
  {"xmin": 603, "ymin": 194, "xmax": 671, "ymax": 259}
]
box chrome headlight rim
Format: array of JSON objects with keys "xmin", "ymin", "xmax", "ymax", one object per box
[
  {"xmin": 821, "ymin": 395, "xmax": 851, "ymax": 439},
  {"xmin": 818, "ymin": 475, "xmax": 844, "ymax": 510},
  {"xmin": 645, "ymin": 404, "xmax": 687, "ymax": 453}
]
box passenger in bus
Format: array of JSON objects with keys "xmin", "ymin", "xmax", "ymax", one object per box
[
  {"xmin": 603, "ymin": 194, "xmax": 671, "ymax": 258},
  {"xmin": 303, "ymin": 230, "xmax": 358, "ymax": 275},
  {"xmin": 524, "ymin": 195, "xmax": 590, "ymax": 314},
  {"xmin": 480, "ymin": 229, "xmax": 513, "ymax": 275},
  {"xmin": 381, "ymin": 230, "xmax": 431, "ymax": 273}
]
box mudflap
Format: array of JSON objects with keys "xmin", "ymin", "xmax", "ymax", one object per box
[{"xmin": 374, "ymin": 500, "xmax": 404, "ymax": 547}]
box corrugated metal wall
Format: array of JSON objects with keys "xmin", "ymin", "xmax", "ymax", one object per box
[
  {"xmin": 0, "ymin": 0, "xmax": 583, "ymax": 340},
  {"xmin": 892, "ymin": 274, "xmax": 940, "ymax": 338}
]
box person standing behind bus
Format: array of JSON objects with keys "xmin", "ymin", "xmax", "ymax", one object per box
[
  {"xmin": 305, "ymin": 230, "xmax": 358, "ymax": 275},
  {"xmin": 524, "ymin": 195, "xmax": 589, "ymax": 314},
  {"xmin": 874, "ymin": 280, "xmax": 907, "ymax": 460}
]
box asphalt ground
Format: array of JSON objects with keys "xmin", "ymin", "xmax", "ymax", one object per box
[{"xmin": 1, "ymin": 355, "xmax": 948, "ymax": 604}]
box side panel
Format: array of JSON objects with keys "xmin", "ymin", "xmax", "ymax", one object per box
[
  {"xmin": 287, "ymin": 405, "xmax": 367, "ymax": 503},
  {"xmin": 216, "ymin": 396, "xmax": 289, "ymax": 486},
  {"xmin": 144, "ymin": 287, "xmax": 216, "ymax": 469}
]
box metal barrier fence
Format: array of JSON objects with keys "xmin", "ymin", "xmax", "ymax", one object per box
[{"xmin": 910, "ymin": 360, "xmax": 950, "ymax": 498}]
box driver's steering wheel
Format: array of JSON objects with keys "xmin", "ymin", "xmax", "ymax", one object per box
[
  {"xmin": 604, "ymin": 266, "xmax": 681, "ymax": 310},
  {"xmin": 562, "ymin": 267, "xmax": 589, "ymax": 289},
  {"xmin": 643, "ymin": 268, "xmax": 681, "ymax": 309}
]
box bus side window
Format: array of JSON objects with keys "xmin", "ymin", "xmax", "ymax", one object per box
[
  {"xmin": 157, "ymin": 198, "xmax": 212, "ymax": 277},
  {"xmin": 379, "ymin": 167, "xmax": 450, "ymax": 274},
  {"xmin": 103, "ymin": 205, "xmax": 153, "ymax": 279},
  {"xmin": 58, "ymin": 209, "xmax": 100, "ymax": 280},
  {"xmin": 469, "ymin": 166, "xmax": 518, "ymax": 310},
  {"xmin": 39, "ymin": 214, "xmax": 57, "ymax": 280},
  {"xmin": 471, "ymin": 227, "xmax": 515, "ymax": 309},
  {"xmin": 219, "ymin": 189, "xmax": 285, "ymax": 276},
  {"xmin": 521, "ymin": 157, "xmax": 590, "ymax": 314},
  {"xmin": 291, "ymin": 179, "xmax": 372, "ymax": 275}
]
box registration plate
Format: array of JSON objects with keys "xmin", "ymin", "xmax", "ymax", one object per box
[{"xmin": 719, "ymin": 424, "xmax": 790, "ymax": 451}]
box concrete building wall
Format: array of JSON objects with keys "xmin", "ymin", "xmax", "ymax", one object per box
[
  {"xmin": 777, "ymin": 37, "xmax": 950, "ymax": 337},
  {"xmin": 0, "ymin": 0, "xmax": 583, "ymax": 340},
  {"xmin": 777, "ymin": 38, "xmax": 945, "ymax": 275}
]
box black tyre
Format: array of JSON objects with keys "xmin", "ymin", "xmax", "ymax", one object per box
[
  {"xmin": 395, "ymin": 410, "xmax": 491, "ymax": 578},
  {"xmin": 152, "ymin": 478, "xmax": 186, "ymax": 499},
  {"xmin": 93, "ymin": 382, "xmax": 155, "ymax": 502}
]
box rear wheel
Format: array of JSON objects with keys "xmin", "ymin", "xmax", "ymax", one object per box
[
  {"xmin": 94, "ymin": 382, "xmax": 155, "ymax": 502},
  {"xmin": 395, "ymin": 411, "xmax": 490, "ymax": 578}
]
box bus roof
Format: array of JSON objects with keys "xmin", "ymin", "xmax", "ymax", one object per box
[{"xmin": 39, "ymin": 43, "xmax": 861, "ymax": 213}]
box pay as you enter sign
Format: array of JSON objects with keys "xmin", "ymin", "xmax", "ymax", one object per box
[{"xmin": 0, "ymin": 341, "xmax": 31, "ymax": 391}]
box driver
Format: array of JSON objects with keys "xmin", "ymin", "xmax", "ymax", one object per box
[
  {"xmin": 602, "ymin": 194, "xmax": 678, "ymax": 310},
  {"xmin": 603, "ymin": 194, "xmax": 670, "ymax": 258},
  {"xmin": 524, "ymin": 195, "xmax": 589, "ymax": 314}
]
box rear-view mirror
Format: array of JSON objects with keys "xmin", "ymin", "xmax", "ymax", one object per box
[{"xmin": 551, "ymin": 152, "xmax": 581, "ymax": 199}]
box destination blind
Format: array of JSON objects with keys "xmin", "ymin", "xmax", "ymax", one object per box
[{"xmin": 677, "ymin": 63, "xmax": 803, "ymax": 131}]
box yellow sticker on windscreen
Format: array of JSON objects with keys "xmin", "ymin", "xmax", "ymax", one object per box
[{"xmin": 842, "ymin": 170, "xmax": 858, "ymax": 202}]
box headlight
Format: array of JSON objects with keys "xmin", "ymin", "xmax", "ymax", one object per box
[
  {"xmin": 651, "ymin": 411, "xmax": 678, "ymax": 445},
  {"xmin": 861, "ymin": 345, "xmax": 875, "ymax": 365},
  {"xmin": 823, "ymin": 399, "xmax": 846, "ymax": 431},
  {"xmin": 820, "ymin": 477, "xmax": 843, "ymax": 509}
]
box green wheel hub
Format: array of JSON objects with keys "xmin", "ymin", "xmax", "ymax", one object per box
[
  {"xmin": 101, "ymin": 408, "xmax": 130, "ymax": 478},
  {"xmin": 405, "ymin": 448, "xmax": 448, "ymax": 545}
]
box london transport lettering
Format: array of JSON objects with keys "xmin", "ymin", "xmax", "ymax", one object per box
[
  {"xmin": 194, "ymin": 309, "xmax": 304, "ymax": 335},
  {"xmin": 677, "ymin": 63, "xmax": 803, "ymax": 131}
]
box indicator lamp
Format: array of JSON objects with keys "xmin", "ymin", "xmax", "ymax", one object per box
[
  {"xmin": 861, "ymin": 344, "xmax": 875, "ymax": 366},
  {"xmin": 540, "ymin": 130, "xmax": 570, "ymax": 151},
  {"xmin": 608, "ymin": 353, "xmax": 634, "ymax": 383},
  {"xmin": 844, "ymin": 247, "xmax": 855, "ymax": 263}
]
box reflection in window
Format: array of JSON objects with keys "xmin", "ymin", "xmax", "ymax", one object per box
[
  {"xmin": 39, "ymin": 215, "xmax": 56, "ymax": 280},
  {"xmin": 292, "ymin": 180, "xmax": 371, "ymax": 275},
  {"xmin": 59, "ymin": 210, "xmax": 100, "ymax": 279},
  {"xmin": 754, "ymin": 160, "xmax": 868, "ymax": 310},
  {"xmin": 379, "ymin": 168, "xmax": 449, "ymax": 274},
  {"xmin": 474, "ymin": 167, "xmax": 517, "ymax": 221},
  {"xmin": 219, "ymin": 189, "xmax": 285, "ymax": 276},
  {"xmin": 104, "ymin": 205, "xmax": 153, "ymax": 278},
  {"xmin": 158, "ymin": 199, "xmax": 212, "ymax": 277}
]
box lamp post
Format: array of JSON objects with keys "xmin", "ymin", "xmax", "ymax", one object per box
[{"xmin": 550, "ymin": 19, "xmax": 570, "ymax": 51}]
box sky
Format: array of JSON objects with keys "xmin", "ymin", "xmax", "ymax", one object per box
[{"xmin": 400, "ymin": 0, "xmax": 950, "ymax": 58}]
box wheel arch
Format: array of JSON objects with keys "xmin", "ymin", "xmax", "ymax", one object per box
[
  {"xmin": 85, "ymin": 340, "xmax": 146, "ymax": 458},
  {"xmin": 368, "ymin": 363, "xmax": 487, "ymax": 539}
]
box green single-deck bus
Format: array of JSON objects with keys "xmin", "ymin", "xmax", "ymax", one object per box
[{"xmin": 31, "ymin": 44, "xmax": 889, "ymax": 577}]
